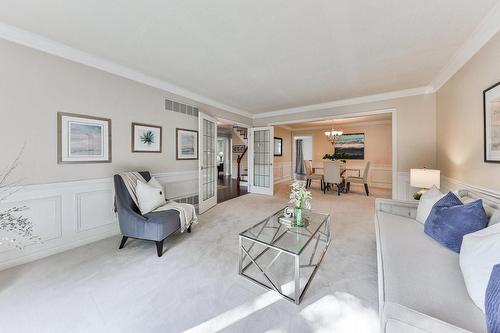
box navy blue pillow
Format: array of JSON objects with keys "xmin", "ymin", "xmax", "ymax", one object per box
[
  {"xmin": 486, "ymin": 264, "xmax": 500, "ymax": 333},
  {"xmin": 424, "ymin": 192, "xmax": 487, "ymax": 253}
]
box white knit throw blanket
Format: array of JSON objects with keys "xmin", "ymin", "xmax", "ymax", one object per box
[{"xmin": 119, "ymin": 172, "xmax": 198, "ymax": 232}]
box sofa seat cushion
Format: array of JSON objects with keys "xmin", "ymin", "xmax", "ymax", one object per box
[
  {"xmin": 376, "ymin": 211, "xmax": 486, "ymax": 333},
  {"xmin": 383, "ymin": 303, "xmax": 474, "ymax": 333}
]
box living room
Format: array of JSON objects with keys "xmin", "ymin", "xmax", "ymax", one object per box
[{"xmin": 1, "ymin": 1, "xmax": 500, "ymax": 332}]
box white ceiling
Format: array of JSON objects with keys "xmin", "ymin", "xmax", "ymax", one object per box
[{"xmin": 0, "ymin": 0, "xmax": 498, "ymax": 115}]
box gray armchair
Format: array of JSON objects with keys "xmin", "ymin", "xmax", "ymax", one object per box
[{"xmin": 113, "ymin": 171, "xmax": 190, "ymax": 257}]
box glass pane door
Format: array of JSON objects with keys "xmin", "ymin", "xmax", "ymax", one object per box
[
  {"xmin": 199, "ymin": 112, "xmax": 217, "ymax": 213},
  {"xmin": 249, "ymin": 127, "xmax": 274, "ymax": 195}
]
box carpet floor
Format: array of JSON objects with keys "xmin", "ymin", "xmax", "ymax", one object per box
[{"xmin": 0, "ymin": 183, "xmax": 390, "ymax": 333}]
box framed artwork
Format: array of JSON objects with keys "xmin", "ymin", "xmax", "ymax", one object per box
[
  {"xmin": 233, "ymin": 144, "xmax": 246, "ymax": 153},
  {"xmin": 274, "ymin": 137, "xmax": 283, "ymax": 156},
  {"xmin": 484, "ymin": 82, "xmax": 500, "ymax": 163},
  {"xmin": 132, "ymin": 123, "xmax": 162, "ymax": 153},
  {"xmin": 334, "ymin": 133, "xmax": 365, "ymax": 160},
  {"xmin": 176, "ymin": 128, "xmax": 198, "ymax": 160},
  {"xmin": 57, "ymin": 112, "xmax": 111, "ymax": 164}
]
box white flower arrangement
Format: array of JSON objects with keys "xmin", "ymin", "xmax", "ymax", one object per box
[{"xmin": 289, "ymin": 181, "xmax": 312, "ymax": 209}]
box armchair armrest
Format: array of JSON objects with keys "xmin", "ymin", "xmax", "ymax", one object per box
[{"xmin": 375, "ymin": 198, "xmax": 418, "ymax": 219}]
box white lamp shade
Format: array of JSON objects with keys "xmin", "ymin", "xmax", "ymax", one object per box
[{"xmin": 410, "ymin": 169, "xmax": 440, "ymax": 189}]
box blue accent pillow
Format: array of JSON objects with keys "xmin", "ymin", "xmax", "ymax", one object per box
[
  {"xmin": 486, "ymin": 264, "xmax": 500, "ymax": 333},
  {"xmin": 424, "ymin": 192, "xmax": 487, "ymax": 253}
]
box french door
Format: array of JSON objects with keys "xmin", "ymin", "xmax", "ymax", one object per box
[
  {"xmin": 249, "ymin": 127, "xmax": 274, "ymax": 195},
  {"xmin": 198, "ymin": 112, "xmax": 218, "ymax": 213}
]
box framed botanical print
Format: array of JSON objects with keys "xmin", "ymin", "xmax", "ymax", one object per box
[
  {"xmin": 484, "ymin": 82, "xmax": 500, "ymax": 163},
  {"xmin": 274, "ymin": 137, "xmax": 283, "ymax": 156},
  {"xmin": 176, "ymin": 128, "xmax": 198, "ymax": 160},
  {"xmin": 132, "ymin": 123, "xmax": 162, "ymax": 153},
  {"xmin": 57, "ymin": 112, "xmax": 111, "ymax": 164}
]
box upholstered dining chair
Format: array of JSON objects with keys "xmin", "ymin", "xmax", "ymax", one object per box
[
  {"xmin": 113, "ymin": 171, "xmax": 190, "ymax": 257},
  {"xmin": 346, "ymin": 161, "xmax": 371, "ymax": 196},
  {"xmin": 322, "ymin": 160, "xmax": 344, "ymax": 195},
  {"xmin": 304, "ymin": 160, "xmax": 324, "ymax": 189}
]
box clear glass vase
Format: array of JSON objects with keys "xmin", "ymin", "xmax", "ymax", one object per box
[{"xmin": 294, "ymin": 207, "xmax": 304, "ymax": 227}]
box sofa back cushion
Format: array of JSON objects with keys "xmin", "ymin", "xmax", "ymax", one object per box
[{"xmin": 424, "ymin": 192, "xmax": 487, "ymax": 253}]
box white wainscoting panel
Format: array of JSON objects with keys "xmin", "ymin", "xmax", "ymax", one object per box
[
  {"xmin": 274, "ymin": 161, "xmax": 292, "ymax": 184},
  {"xmin": 441, "ymin": 176, "xmax": 500, "ymax": 201},
  {"xmin": 0, "ymin": 170, "xmax": 198, "ymax": 271},
  {"xmin": 76, "ymin": 190, "xmax": 114, "ymax": 232}
]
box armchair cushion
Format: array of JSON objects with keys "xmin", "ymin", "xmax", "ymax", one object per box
[{"xmin": 137, "ymin": 178, "xmax": 165, "ymax": 214}]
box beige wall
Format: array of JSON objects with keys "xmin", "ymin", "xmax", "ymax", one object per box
[
  {"xmin": 254, "ymin": 94, "xmax": 436, "ymax": 172},
  {"xmin": 273, "ymin": 126, "xmax": 293, "ymax": 182},
  {"xmin": 0, "ymin": 39, "xmax": 251, "ymax": 185},
  {"xmin": 437, "ymin": 31, "xmax": 500, "ymax": 189},
  {"xmin": 293, "ymin": 122, "xmax": 392, "ymax": 167},
  {"xmin": 273, "ymin": 126, "xmax": 292, "ymax": 163}
]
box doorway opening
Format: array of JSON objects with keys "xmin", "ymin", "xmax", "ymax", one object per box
[
  {"xmin": 216, "ymin": 121, "xmax": 249, "ymax": 203},
  {"xmin": 283, "ymin": 111, "xmax": 394, "ymax": 198}
]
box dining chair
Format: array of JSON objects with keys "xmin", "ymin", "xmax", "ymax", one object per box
[
  {"xmin": 346, "ymin": 161, "xmax": 371, "ymax": 196},
  {"xmin": 304, "ymin": 160, "xmax": 324, "ymax": 189},
  {"xmin": 323, "ymin": 160, "xmax": 344, "ymax": 195}
]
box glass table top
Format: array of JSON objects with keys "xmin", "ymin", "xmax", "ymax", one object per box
[{"xmin": 239, "ymin": 208, "xmax": 330, "ymax": 255}]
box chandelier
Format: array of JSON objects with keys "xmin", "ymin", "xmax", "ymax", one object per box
[{"xmin": 324, "ymin": 127, "xmax": 343, "ymax": 145}]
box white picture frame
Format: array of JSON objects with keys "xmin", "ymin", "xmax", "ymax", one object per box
[
  {"xmin": 176, "ymin": 128, "xmax": 198, "ymax": 160},
  {"xmin": 57, "ymin": 112, "xmax": 111, "ymax": 164},
  {"xmin": 132, "ymin": 123, "xmax": 162, "ymax": 153}
]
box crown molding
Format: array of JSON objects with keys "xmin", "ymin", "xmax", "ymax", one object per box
[
  {"xmin": 0, "ymin": 22, "xmax": 254, "ymax": 119},
  {"xmin": 290, "ymin": 119, "xmax": 391, "ymax": 132},
  {"xmin": 275, "ymin": 124, "xmax": 293, "ymax": 131},
  {"xmin": 252, "ymin": 86, "xmax": 432, "ymax": 119},
  {"xmin": 430, "ymin": 1, "xmax": 500, "ymax": 91}
]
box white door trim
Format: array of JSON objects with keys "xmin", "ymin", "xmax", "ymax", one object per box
[{"xmin": 198, "ymin": 112, "xmax": 218, "ymax": 213}]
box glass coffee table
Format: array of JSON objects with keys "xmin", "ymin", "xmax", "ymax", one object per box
[{"xmin": 238, "ymin": 208, "xmax": 331, "ymax": 304}]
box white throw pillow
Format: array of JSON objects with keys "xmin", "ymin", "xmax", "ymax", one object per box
[
  {"xmin": 459, "ymin": 223, "xmax": 500, "ymax": 312},
  {"xmin": 148, "ymin": 176, "xmax": 163, "ymax": 190},
  {"xmin": 136, "ymin": 179, "xmax": 165, "ymax": 215},
  {"xmin": 415, "ymin": 185, "xmax": 444, "ymax": 223}
]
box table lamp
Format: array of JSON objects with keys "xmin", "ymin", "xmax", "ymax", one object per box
[{"xmin": 410, "ymin": 168, "xmax": 440, "ymax": 200}]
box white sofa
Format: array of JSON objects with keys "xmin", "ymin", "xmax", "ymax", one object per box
[{"xmin": 374, "ymin": 189, "xmax": 497, "ymax": 333}]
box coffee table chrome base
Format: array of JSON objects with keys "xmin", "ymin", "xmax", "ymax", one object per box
[{"xmin": 238, "ymin": 216, "xmax": 331, "ymax": 305}]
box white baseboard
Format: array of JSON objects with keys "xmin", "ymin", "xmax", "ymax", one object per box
[{"xmin": 0, "ymin": 170, "xmax": 197, "ymax": 271}]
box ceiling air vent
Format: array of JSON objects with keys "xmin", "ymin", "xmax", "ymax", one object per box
[{"xmin": 165, "ymin": 99, "xmax": 199, "ymax": 117}]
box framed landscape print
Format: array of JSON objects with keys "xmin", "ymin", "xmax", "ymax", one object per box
[
  {"xmin": 274, "ymin": 137, "xmax": 283, "ymax": 156},
  {"xmin": 57, "ymin": 112, "xmax": 111, "ymax": 164},
  {"xmin": 132, "ymin": 123, "xmax": 162, "ymax": 153},
  {"xmin": 484, "ymin": 82, "xmax": 500, "ymax": 163},
  {"xmin": 334, "ymin": 133, "xmax": 365, "ymax": 160},
  {"xmin": 176, "ymin": 128, "xmax": 198, "ymax": 160}
]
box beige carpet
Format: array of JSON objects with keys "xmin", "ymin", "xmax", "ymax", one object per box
[{"xmin": 0, "ymin": 183, "xmax": 390, "ymax": 333}]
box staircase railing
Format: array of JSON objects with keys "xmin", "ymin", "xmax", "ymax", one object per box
[{"xmin": 236, "ymin": 146, "xmax": 248, "ymax": 187}]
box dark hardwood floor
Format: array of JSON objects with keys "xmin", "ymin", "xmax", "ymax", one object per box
[{"xmin": 217, "ymin": 176, "xmax": 248, "ymax": 203}]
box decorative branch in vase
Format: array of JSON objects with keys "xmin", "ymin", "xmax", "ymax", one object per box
[
  {"xmin": 289, "ymin": 181, "xmax": 312, "ymax": 227},
  {"xmin": 0, "ymin": 149, "xmax": 41, "ymax": 249}
]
